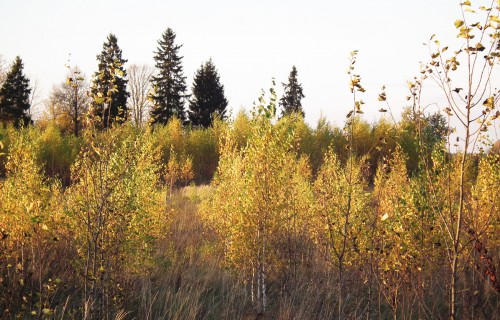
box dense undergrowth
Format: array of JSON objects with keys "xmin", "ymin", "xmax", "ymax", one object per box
[{"xmin": 0, "ymin": 106, "xmax": 499, "ymax": 319}]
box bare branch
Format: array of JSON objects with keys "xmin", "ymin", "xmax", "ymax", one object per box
[{"xmin": 127, "ymin": 64, "xmax": 153, "ymax": 128}]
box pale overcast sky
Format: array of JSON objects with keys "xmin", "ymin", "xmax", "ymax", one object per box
[{"xmin": 0, "ymin": 0, "xmax": 481, "ymax": 128}]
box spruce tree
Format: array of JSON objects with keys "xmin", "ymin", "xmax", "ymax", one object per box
[
  {"xmin": 150, "ymin": 28, "xmax": 187, "ymax": 124},
  {"xmin": 0, "ymin": 56, "xmax": 31, "ymax": 127},
  {"xmin": 188, "ymin": 59, "xmax": 228, "ymax": 128},
  {"xmin": 280, "ymin": 66, "xmax": 305, "ymax": 117},
  {"xmin": 89, "ymin": 34, "xmax": 129, "ymax": 129}
]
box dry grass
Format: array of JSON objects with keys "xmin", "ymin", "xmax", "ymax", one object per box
[
  {"xmin": 3, "ymin": 185, "xmax": 500, "ymax": 319},
  {"xmin": 125, "ymin": 185, "xmax": 250, "ymax": 320}
]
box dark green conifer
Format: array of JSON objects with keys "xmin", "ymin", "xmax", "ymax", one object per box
[
  {"xmin": 0, "ymin": 56, "xmax": 32, "ymax": 127},
  {"xmin": 150, "ymin": 28, "xmax": 187, "ymax": 124},
  {"xmin": 280, "ymin": 66, "xmax": 305, "ymax": 117},
  {"xmin": 188, "ymin": 59, "xmax": 228, "ymax": 128},
  {"xmin": 89, "ymin": 34, "xmax": 129, "ymax": 129}
]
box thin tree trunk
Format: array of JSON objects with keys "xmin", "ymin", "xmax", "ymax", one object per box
[
  {"xmin": 450, "ymin": 82, "xmax": 471, "ymax": 319},
  {"xmin": 450, "ymin": 144, "xmax": 469, "ymax": 320},
  {"xmin": 338, "ymin": 263, "xmax": 343, "ymax": 318},
  {"xmin": 74, "ymin": 84, "xmax": 79, "ymax": 137}
]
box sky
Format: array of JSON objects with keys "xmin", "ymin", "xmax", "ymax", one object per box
[{"xmin": 0, "ymin": 0, "xmax": 493, "ymax": 134}]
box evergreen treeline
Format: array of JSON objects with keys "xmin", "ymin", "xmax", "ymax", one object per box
[{"xmin": 0, "ymin": 27, "xmax": 305, "ymax": 131}]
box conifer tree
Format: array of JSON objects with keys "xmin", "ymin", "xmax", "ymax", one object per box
[
  {"xmin": 188, "ymin": 59, "xmax": 228, "ymax": 128},
  {"xmin": 89, "ymin": 34, "xmax": 129, "ymax": 129},
  {"xmin": 150, "ymin": 28, "xmax": 187, "ymax": 124},
  {"xmin": 0, "ymin": 56, "xmax": 31, "ymax": 127},
  {"xmin": 280, "ymin": 66, "xmax": 305, "ymax": 117}
]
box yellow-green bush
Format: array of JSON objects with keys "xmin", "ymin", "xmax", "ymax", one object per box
[
  {"xmin": 0, "ymin": 129, "xmax": 73, "ymax": 318},
  {"xmin": 65, "ymin": 126, "xmax": 165, "ymax": 318},
  {"xmin": 37, "ymin": 123, "xmax": 82, "ymax": 186},
  {"xmin": 201, "ymin": 92, "xmax": 314, "ymax": 312},
  {"xmin": 186, "ymin": 125, "xmax": 220, "ymax": 183}
]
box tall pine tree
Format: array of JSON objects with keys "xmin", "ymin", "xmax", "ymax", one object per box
[
  {"xmin": 0, "ymin": 56, "xmax": 31, "ymax": 127},
  {"xmin": 89, "ymin": 34, "xmax": 129, "ymax": 129},
  {"xmin": 150, "ymin": 28, "xmax": 187, "ymax": 124},
  {"xmin": 188, "ymin": 59, "xmax": 228, "ymax": 128},
  {"xmin": 280, "ymin": 66, "xmax": 305, "ymax": 117}
]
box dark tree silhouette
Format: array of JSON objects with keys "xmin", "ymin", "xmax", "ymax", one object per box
[
  {"xmin": 280, "ymin": 66, "xmax": 305, "ymax": 117},
  {"xmin": 0, "ymin": 56, "xmax": 31, "ymax": 127},
  {"xmin": 150, "ymin": 28, "xmax": 187, "ymax": 124},
  {"xmin": 188, "ymin": 59, "xmax": 228, "ymax": 128},
  {"xmin": 89, "ymin": 34, "xmax": 129, "ymax": 129}
]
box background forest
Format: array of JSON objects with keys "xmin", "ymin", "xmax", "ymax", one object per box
[{"xmin": 1, "ymin": 1, "xmax": 500, "ymax": 320}]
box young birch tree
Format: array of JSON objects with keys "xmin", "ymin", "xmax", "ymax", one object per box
[
  {"xmin": 312, "ymin": 51, "xmax": 371, "ymax": 318},
  {"xmin": 202, "ymin": 85, "xmax": 313, "ymax": 313},
  {"xmin": 419, "ymin": 1, "xmax": 500, "ymax": 318}
]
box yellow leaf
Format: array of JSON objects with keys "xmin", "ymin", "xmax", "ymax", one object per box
[
  {"xmin": 476, "ymin": 43, "xmax": 485, "ymax": 51},
  {"xmin": 490, "ymin": 16, "xmax": 500, "ymax": 23},
  {"xmin": 462, "ymin": 0, "xmax": 471, "ymax": 5},
  {"xmin": 483, "ymin": 96, "xmax": 495, "ymax": 107},
  {"xmin": 381, "ymin": 213, "xmax": 389, "ymax": 221},
  {"xmin": 455, "ymin": 20, "xmax": 464, "ymax": 28},
  {"xmin": 94, "ymin": 96, "xmax": 105, "ymax": 104},
  {"xmin": 42, "ymin": 308, "xmax": 53, "ymax": 315},
  {"xmin": 41, "ymin": 224, "xmax": 49, "ymax": 231}
]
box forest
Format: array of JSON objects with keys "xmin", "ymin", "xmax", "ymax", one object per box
[{"xmin": 1, "ymin": 1, "xmax": 500, "ymax": 320}]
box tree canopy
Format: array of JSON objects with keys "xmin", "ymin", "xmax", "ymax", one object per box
[
  {"xmin": 150, "ymin": 28, "xmax": 188, "ymax": 124},
  {"xmin": 188, "ymin": 59, "xmax": 228, "ymax": 128},
  {"xmin": 89, "ymin": 34, "xmax": 129, "ymax": 129},
  {"xmin": 47, "ymin": 67, "xmax": 89, "ymax": 135},
  {"xmin": 0, "ymin": 56, "xmax": 32, "ymax": 127},
  {"xmin": 280, "ymin": 66, "xmax": 305, "ymax": 117}
]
